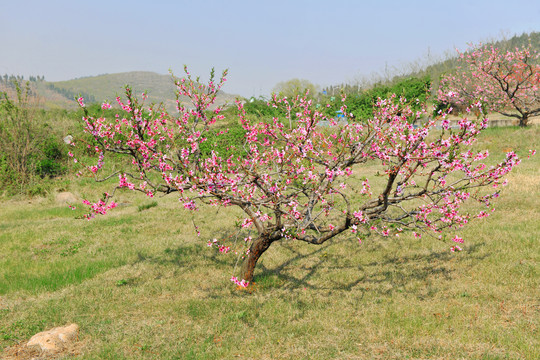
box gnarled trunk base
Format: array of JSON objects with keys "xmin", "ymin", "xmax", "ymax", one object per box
[{"xmin": 240, "ymin": 235, "xmax": 274, "ymax": 284}]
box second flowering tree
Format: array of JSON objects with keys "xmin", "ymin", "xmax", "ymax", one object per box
[{"xmin": 438, "ymin": 42, "xmax": 540, "ymax": 127}]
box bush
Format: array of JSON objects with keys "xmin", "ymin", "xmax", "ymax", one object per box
[
  {"xmin": 36, "ymin": 135, "xmax": 67, "ymax": 178},
  {"xmin": 242, "ymin": 97, "xmax": 286, "ymax": 118},
  {"xmin": 323, "ymin": 76, "xmax": 431, "ymax": 121},
  {"xmin": 0, "ymin": 81, "xmax": 68, "ymax": 194}
]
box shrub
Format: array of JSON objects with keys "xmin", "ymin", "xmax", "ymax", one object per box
[{"xmin": 0, "ymin": 81, "xmax": 68, "ymax": 194}]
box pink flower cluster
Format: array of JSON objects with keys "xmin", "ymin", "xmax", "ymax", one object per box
[
  {"xmin": 230, "ymin": 276, "xmax": 249, "ymax": 288},
  {"xmin": 81, "ymin": 198, "xmax": 117, "ymax": 219}
]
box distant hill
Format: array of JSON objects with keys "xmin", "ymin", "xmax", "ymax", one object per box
[{"xmin": 0, "ymin": 71, "xmax": 240, "ymax": 111}]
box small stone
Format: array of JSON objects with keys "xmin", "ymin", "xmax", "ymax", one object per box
[{"xmin": 26, "ymin": 324, "xmax": 79, "ymax": 354}]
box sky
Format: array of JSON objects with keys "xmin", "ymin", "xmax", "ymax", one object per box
[{"xmin": 1, "ymin": 0, "xmax": 538, "ymax": 97}]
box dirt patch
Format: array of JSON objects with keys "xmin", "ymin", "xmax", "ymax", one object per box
[
  {"xmin": 2, "ymin": 343, "xmax": 42, "ymax": 360},
  {"xmin": 2, "ymin": 331, "xmax": 86, "ymax": 360},
  {"xmin": 55, "ymin": 192, "xmax": 78, "ymax": 204},
  {"xmin": 3, "ymin": 341, "xmax": 85, "ymax": 360}
]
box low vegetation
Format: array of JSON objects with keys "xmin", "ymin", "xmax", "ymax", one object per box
[{"xmin": 0, "ymin": 83, "xmax": 70, "ymax": 195}]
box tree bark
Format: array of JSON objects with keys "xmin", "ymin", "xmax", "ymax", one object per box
[
  {"xmin": 519, "ymin": 114, "xmax": 529, "ymax": 127},
  {"xmin": 240, "ymin": 235, "xmax": 274, "ymax": 284}
]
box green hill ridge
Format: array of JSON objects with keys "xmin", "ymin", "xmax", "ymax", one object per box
[{"xmin": 0, "ymin": 71, "xmax": 238, "ymax": 110}]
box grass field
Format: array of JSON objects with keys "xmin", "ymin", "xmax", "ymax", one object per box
[{"xmin": 0, "ymin": 126, "xmax": 538, "ymax": 359}]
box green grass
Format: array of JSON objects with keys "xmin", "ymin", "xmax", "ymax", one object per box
[
  {"xmin": 137, "ymin": 201, "xmax": 158, "ymax": 212},
  {"xmin": 0, "ymin": 126, "xmax": 538, "ymax": 359}
]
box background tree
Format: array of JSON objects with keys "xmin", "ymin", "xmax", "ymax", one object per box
[
  {"xmin": 272, "ymin": 78, "xmax": 319, "ymax": 98},
  {"xmin": 74, "ymin": 69, "xmax": 520, "ymax": 286},
  {"xmin": 438, "ymin": 43, "xmax": 540, "ymax": 127}
]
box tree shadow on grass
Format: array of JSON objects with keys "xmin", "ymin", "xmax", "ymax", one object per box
[
  {"xmin": 136, "ymin": 243, "xmax": 235, "ymax": 271},
  {"xmin": 134, "ymin": 233, "xmax": 490, "ymax": 299},
  {"xmin": 254, "ymin": 239, "xmax": 490, "ymax": 297},
  {"xmin": 135, "ymin": 228, "xmax": 254, "ymax": 270}
]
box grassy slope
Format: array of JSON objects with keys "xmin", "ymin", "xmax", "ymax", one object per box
[
  {"xmin": 52, "ymin": 72, "xmax": 177, "ymax": 103},
  {"xmin": 0, "ymin": 127, "xmax": 538, "ymax": 359},
  {"xmin": 44, "ymin": 71, "xmax": 239, "ymax": 111}
]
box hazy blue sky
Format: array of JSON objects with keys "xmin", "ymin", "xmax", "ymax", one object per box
[{"xmin": 1, "ymin": 0, "xmax": 538, "ymax": 96}]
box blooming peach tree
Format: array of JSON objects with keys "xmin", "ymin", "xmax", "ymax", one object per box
[
  {"xmin": 73, "ymin": 68, "xmax": 521, "ymax": 287},
  {"xmin": 438, "ymin": 43, "xmax": 540, "ymax": 127}
]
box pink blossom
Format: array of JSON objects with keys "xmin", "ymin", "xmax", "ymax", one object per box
[{"xmin": 230, "ymin": 276, "xmax": 249, "ymax": 288}]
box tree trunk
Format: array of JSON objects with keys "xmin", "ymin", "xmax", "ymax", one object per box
[
  {"xmin": 519, "ymin": 114, "xmax": 528, "ymax": 127},
  {"xmin": 240, "ymin": 235, "xmax": 274, "ymax": 284}
]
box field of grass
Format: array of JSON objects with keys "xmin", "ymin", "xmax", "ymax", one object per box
[{"xmin": 0, "ymin": 126, "xmax": 538, "ymax": 359}]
